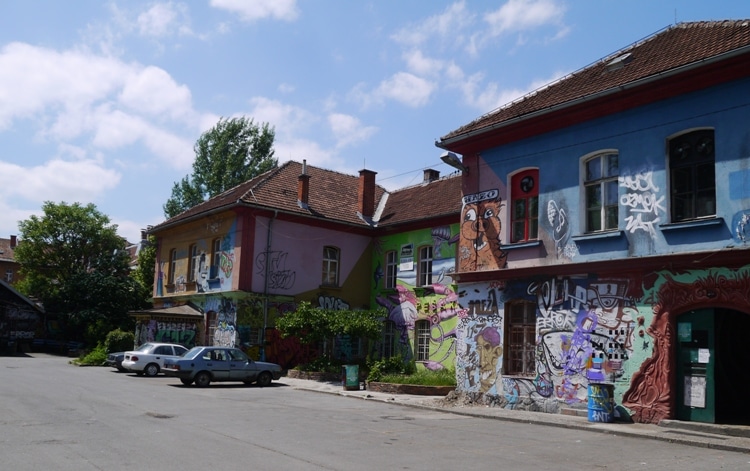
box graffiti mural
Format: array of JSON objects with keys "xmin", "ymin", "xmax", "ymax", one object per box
[
  {"xmin": 731, "ymin": 209, "xmax": 750, "ymax": 243},
  {"xmin": 457, "ymin": 276, "xmax": 637, "ymax": 405},
  {"xmin": 459, "ymin": 190, "xmax": 508, "ymax": 272},
  {"xmin": 545, "ymin": 199, "xmax": 576, "ymax": 259},
  {"xmin": 255, "ymin": 251, "xmax": 296, "ymax": 290},
  {"xmin": 202, "ymin": 297, "xmax": 237, "ymax": 348},
  {"xmin": 619, "ymin": 170, "xmax": 665, "ymax": 237},
  {"xmin": 135, "ymin": 319, "xmax": 198, "ymax": 348}
]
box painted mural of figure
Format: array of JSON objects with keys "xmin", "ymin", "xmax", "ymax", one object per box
[
  {"xmin": 375, "ymin": 285, "xmax": 418, "ymax": 350},
  {"xmin": 459, "ymin": 190, "xmax": 507, "ymax": 272},
  {"xmin": 476, "ymin": 326, "xmax": 502, "ymax": 393}
]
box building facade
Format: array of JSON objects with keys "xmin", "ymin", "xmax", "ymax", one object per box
[{"xmin": 436, "ymin": 21, "xmax": 750, "ymax": 425}]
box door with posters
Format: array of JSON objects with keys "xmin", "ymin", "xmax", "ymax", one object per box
[{"xmin": 676, "ymin": 309, "xmax": 715, "ymax": 423}]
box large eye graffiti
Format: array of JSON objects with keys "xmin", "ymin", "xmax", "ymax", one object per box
[
  {"xmin": 464, "ymin": 208, "xmax": 477, "ymax": 222},
  {"xmin": 520, "ymin": 176, "xmax": 535, "ymax": 193},
  {"xmin": 482, "ymin": 208, "xmax": 495, "ymax": 219}
]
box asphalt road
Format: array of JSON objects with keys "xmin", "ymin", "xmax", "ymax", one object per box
[{"xmin": 1, "ymin": 353, "xmax": 749, "ymax": 470}]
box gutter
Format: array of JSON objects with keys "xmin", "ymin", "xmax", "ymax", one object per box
[{"xmin": 436, "ymin": 44, "xmax": 750, "ymax": 149}]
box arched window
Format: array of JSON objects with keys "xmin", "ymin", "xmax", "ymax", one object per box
[
  {"xmin": 584, "ymin": 152, "xmax": 619, "ymax": 232},
  {"xmin": 510, "ymin": 169, "xmax": 539, "ymax": 242},
  {"xmin": 322, "ymin": 246, "xmax": 340, "ymax": 287},
  {"xmin": 669, "ymin": 129, "xmax": 716, "ymax": 222}
]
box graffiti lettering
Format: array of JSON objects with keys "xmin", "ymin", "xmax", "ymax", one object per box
[
  {"xmin": 255, "ymin": 251, "xmax": 296, "ymax": 290},
  {"xmin": 318, "ymin": 296, "xmax": 350, "ymax": 311},
  {"xmin": 619, "ymin": 171, "xmax": 664, "ymax": 237}
]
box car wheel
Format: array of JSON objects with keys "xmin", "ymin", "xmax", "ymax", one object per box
[
  {"xmin": 257, "ymin": 371, "xmax": 272, "ymax": 387},
  {"xmin": 194, "ymin": 372, "xmax": 211, "ymax": 387},
  {"xmin": 180, "ymin": 378, "xmax": 193, "ymax": 386},
  {"xmin": 144, "ymin": 363, "xmax": 159, "ymax": 377}
]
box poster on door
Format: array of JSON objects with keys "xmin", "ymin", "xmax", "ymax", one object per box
[{"xmin": 684, "ymin": 375, "xmax": 706, "ymax": 408}]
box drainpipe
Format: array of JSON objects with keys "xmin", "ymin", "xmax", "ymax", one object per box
[{"xmin": 260, "ymin": 210, "xmax": 277, "ymax": 361}]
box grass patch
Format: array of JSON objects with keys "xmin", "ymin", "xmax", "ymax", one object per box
[{"xmin": 377, "ymin": 367, "xmax": 456, "ymax": 387}]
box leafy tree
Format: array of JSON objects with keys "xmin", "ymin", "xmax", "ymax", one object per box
[
  {"xmin": 14, "ymin": 202, "xmax": 148, "ymax": 344},
  {"xmin": 132, "ymin": 234, "xmax": 157, "ymax": 298},
  {"xmin": 163, "ymin": 116, "xmax": 277, "ymax": 218},
  {"xmin": 276, "ymin": 301, "xmax": 385, "ymax": 360}
]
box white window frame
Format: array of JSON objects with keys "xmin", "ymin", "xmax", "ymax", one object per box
[
  {"xmin": 417, "ymin": 246, "xmax": 432, "ymax": 287},
  {"xmin": 322, "ymin": 246, "xmax": 340, "ymax": 287},
  {"xmin": 583, "ymin": 151, "xmax": 619, "ymax": 233},
  {"xmin": 385, "ymin": 250, "xmax": 397, "ymax": 289}
]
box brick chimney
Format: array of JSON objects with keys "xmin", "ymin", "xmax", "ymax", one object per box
[
  {"xmin": 298, "ymin": 160, "xmax": 310, "ymax": 208},
  {"xmin": 358, "ymin": 169, "xmax": 377, "ymax": 218},
  {"xmin": 10, "ymin": 235, "xmax": 17, "ymax": 248},
  {"xmin": 423, "ymin": 169, "xmax": 440, "ymax": 183}
]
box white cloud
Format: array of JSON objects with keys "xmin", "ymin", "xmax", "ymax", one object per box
[
  {"xmin": 391, "ymin": 1, "xmax": 474, "ymax": 48},
  {"xmin": 247, "ymin": 96, "xmax": 318, "ymax": 138},
  {"xmin": 350, "ymin": 72, "xmax": 437, "ymax": 109},
  {"xmin": 484, "ymin": 0, "xmax": 567, "ymax": 36},
  {"xmin": 402, "ymin": 49, "xmax": 446, "ymax": 77},
  {"xmin": 0, "ymin": 158, "xmax": 121, "ymax": 203},
  {"xmin": 0, "ymin": 42, "xmax": 201, "ymax": 170},
  {"xmin": 328, "ymin": 113, "xmax": 377, "ymax": 150},
  {"xmin": 210, "ymin": 0, "xmax": 299, "ymax": 22},
  {"xmin": 137, "ymin": 2, "xmax": 190, "ymax": 37}
]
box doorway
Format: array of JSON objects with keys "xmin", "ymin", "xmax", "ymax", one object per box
[{"xmin": 676, "ymin": 308, "xmax": 750, "ymax": 425}]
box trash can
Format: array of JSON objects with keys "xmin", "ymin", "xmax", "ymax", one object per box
[
  {"xmin": 342, "ymin": 364, "xmax": 359, "ymax": 391},
  {"xmin": 587, "ymin": 382, "xmax": 614, "ymax": 423}
]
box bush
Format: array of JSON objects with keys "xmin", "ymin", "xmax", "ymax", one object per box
[
  {"xmin": 377, "ymin": 367, "xmax": 456, "ymax": 386},
  {"xmin": 366, "ymin": 355, "xmax": 415, "ymax": 382},
  {"xmin": 295, "ymin": 356, "xmax": 347, "ymax": 374},
  {"xmin": 77, "ymin": 344, "xmax": 108, "ymax": 366},
  {"xmin": 104, "ymin": 329, "xmax": 134, "ymax": 353}
]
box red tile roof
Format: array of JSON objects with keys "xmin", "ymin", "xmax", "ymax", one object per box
[
  {"xmin": 439, "ymin": 20, "xmax": 750, "ymax": 144},
  {"xmin": 0, "ymin": 237, "xmax": 17, "ymax": 263},
  {"xmin": 378, "ymin": 173, "xmax": 462, "ymax": 227},
  {"xmin": 151, "ymin": 161, "xmax": 460, "ymax": 232}
]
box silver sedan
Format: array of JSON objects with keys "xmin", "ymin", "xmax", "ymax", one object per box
[{"xmin": 162, "ymin": 346, "xmax": 282, "ymax": 387}]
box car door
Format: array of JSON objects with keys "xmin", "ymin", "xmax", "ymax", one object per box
[
  {"xmin": 153, "ymin": 345, "xmax": 173, "ymax": 367},
  {"xmin": 228, "ymin": 349, "xmax": 257, "ymax": 382},
  {"xmin": 208, "ymin": 349, "xmax": 231, "ymax": 380}
]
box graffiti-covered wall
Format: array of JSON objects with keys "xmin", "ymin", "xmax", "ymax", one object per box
[
  {"xmin": 371, "ymin": 224, "xmax": 461, "ymax": 371},
  {"xmin": 156, "ymin": 215, "xmax": 237, "ymax": 297}
]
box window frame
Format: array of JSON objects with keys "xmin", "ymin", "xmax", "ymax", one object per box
[
  {"xmin": 417, "ymin": 245, "xmax": 433, "ymax": 287},
  {"xmin": 168, "ymin": 248, "xmax": 177, "ymax": 284},
  {"xmin": 415, "ymin": 319, "xmax": 430, "ymax": 362},
  {"xmin": 668, "ymin": 128, "xmax": 716, "ymax": 223},
  {"xmin": 583, "ymin": 151, "xmax": 619, "ymax": 233},
  {"xmin": 381, "ymin": 320, "xmax": 396, "ymax": 359},
  {"xmin": 188, "ymin": 244, "xmax": 199, "ymax": 282},
  {"xmin": 322, "ymin": 246, "xmax": 340, "ymax": 287},
  {"xmin": 211, "ymin": 238, "xmax": 221, "ymax": 278},
  {"xmin": 510, "ymin": 169, "xmax": 539, "ymax": 243},
  {"xmin": 384, "ymin": 250, "xmax": 397, "ymax": 289},
  {"xmin": 504, "ymin": 300, "xmax": 536, "ymax": 376}
]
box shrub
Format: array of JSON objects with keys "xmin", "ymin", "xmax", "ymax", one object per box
[
  {"xmin": 104, "ymin": 329, "xmax": 134, "ymax": 353},
  {"xmin": 378, "ymin": 367, "xmax": 456, "ymax": 386},
  {"xmin": 366, "ymin": 355, "xmax": 415, "ymax": 382},
  {"xmin": 77, "ymin": 344, "xmax": 108, "ymax": 366}
]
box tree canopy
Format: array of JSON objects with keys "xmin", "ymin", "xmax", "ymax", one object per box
[
  {"xmin": 163, "ymin": 116, "xmax": 277, "ymax": 218},
  {"xmin": 14, "ymin": 202, "xmax": 148, "ymax": 343},
  {"xmin": 276, "ymin": 301, "xmax": 385, "ymax": 358}
]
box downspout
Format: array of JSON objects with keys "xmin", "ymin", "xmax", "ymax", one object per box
[{"xmin": 260, "ymin": 210, "xmax": 277, "ymax": 361}]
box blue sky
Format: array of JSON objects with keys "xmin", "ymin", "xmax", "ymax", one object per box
[{"xmin": 1, "ymin": 1, "xmax": 747, "ymax": 243}]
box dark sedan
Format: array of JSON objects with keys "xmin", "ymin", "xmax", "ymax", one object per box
[{"xmin": 162, "ymin": 346, "xmax": 282, "ymax": 387}]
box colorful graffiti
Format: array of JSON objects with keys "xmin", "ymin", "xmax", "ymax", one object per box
[
  {"xmin": 134, "ymin": 320, "xmax": 198, "ymax": 348},
  {"xmin": 459, "ymin": 190, "xmax": 508, "ymax": 272}
]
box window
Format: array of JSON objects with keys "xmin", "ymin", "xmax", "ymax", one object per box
[
  {"xmin": 188, "ymin": 244, "xmax": 199, "ymax": 282},
  {"xmin": 322, "ymin": 246, "xmax": 339, "ymax": 286},
  {"xmin": 168, "ymin": 249, "xmax": 177, "ymax": 284},
  {"xmin": 584, "ymin": 152, "xmax": 619, "ymax": 232},
  {"xmin": 206, "ymin": 311, "xmax": 217, "ymax": 346},
  {"xmin": 385, "ymin": 250, "xmax": 397, "ymax": 289},
  {"xmin": 5, "ymin": 270, "xmax": 12, "ymax": 283},
  {"xmin": 510, "ymin": 169, "xmax": 539, "ymax": 243},
  {"xmin": 504, "ymin": 300, "xmax": 536, "ymax": 376},
  {"xmin": 415, "ymin": 320, "xmax": 430, "ymax": 361},
  {"xmin": 418, "ymin": 246, "xmax": 432, "ymax": 287},
  {"xmin": 211, "ymin": 238, "xmax": 221, "ymax": 278},
  {"xmin": 669, "ymin": 129, "xmax": 716, "ymax": 222},
  {"xmin": 381, "ymin": 320, "xmax": 396, "ymax": 358}
]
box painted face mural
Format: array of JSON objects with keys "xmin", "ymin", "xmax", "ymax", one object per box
[
  {"xmin": 460, "ymin": 190, "xmax": 507, "ymax": 272},
  {"xmin": 475, "ymin": 326, "xmax": 502, "ymax": 392}
]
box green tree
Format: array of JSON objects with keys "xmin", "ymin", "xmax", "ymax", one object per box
[
  {"xmin": 132, "ymin": 234, "xmax": 157, "ymax": 298},
  {"xmin": 15, "ymin": 202, "xmax": 148, "ymax": 344},
  {"xmin": 163, "ymin": 116, "xmax": 277, "ymax": 218},
  {"xmin": 276, "ymin": 301, "xmax": 385, "ymax": 360}
]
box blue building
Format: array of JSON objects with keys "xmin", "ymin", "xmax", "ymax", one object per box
[{"xmin": 436, "ymin": 21, "xmax": 750, "ymax": 425}]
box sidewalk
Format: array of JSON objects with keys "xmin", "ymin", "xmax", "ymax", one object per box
[{"xmin": 279, "ymin": 376, "xmax": 750, "ymax": 454}]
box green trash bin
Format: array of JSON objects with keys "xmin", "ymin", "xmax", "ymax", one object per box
[{"xmin": 342, "ymin": 364, "xmax": 359, "ymax": 391}]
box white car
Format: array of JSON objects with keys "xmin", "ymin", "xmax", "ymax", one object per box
[{"xmin": 121, "ymin": 342, "xmax": 189, "ymax": 377}]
